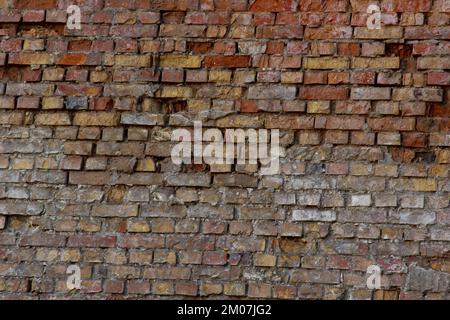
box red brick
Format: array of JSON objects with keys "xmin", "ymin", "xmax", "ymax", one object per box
[
  {"xmin": 250, "ymin": 0, "xmax": 297, "ymax": 12},
  {"xmin": 22, "ymin": 10, "xmax": 45, "ymax": 22},
  {"xmin": 127, "ymin": 280, "xmax": 151, "ymax": 294},
  {"xmin": 428, "ymin": 72, "xmax": 450, "ymax": 85},
  {"xmin": 104, "ymin": 280, "xmax": 124, "ymax": 294},
  {"xmin": 17, "ymin": 96, "xmax": 39, "ymax": 109},
  {"xmin": 402, "ymin": 132, "xmax": 427, "ymax": 148},
  {"xmin": 205, "ymin": 56, "xmax": 251, "ymax": 68},
  {"xmin": 175, "ymin": 282, "xmax": 198, "ymax": 296},
  {"xmin": 14, "ymin": 0, "xmax": 56, "ymax": 9},
  {"xmin": 299, "ymin": 87, "xmax": 349, "ymax": 100},
  {"xmin": 67, "ymin": 235, "xmax": 117, "ymax": 248},
  {"xmin": 368, "ymin": 118, "xmax": 416, "ymax": 131}
]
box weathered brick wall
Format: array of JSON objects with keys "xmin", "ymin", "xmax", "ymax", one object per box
[{"xmin": 0, "ymin": 0, "xmax": 449, "ymax": 299}]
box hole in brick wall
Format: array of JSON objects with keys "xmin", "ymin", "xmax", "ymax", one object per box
[
  {"xmin": 186, "ymin": 164, "xmax": 209, "ymax": 172},
  {"xmin": 26, "ymin": 279, "xmax": 32, "ymax": 292},
  {"xmin": 187, "ymin": 41, "xmax": 213, "ymax": 54},
  {"xmin": 0, "ymin": 24, "xmax": 17, "ymax": 36},
  {"xmin": 18, "ymin": 23, "xmax": 65, "ymax": 37},
  {"xmin": 429, "ymin": 103, "xmax": 450, "ymax": 117},
  {"xmin": 162, "ymin": 11, "xmax": 185, "ymax": 24},
  {"xmin": 413, "ymin": 152, "xmax": 436, "ymax": 164},
  {"xmin": 386, "ymin": 44, "xmax": 413, "ymax": 58},
  {"xmin": 164, "ymin": 100, "xmax": 188, "ymax": 114},
  {"xmin": 107, "ymin": 185, "xmax": 128, "ymax": 203},
  {"xmin": 68, "ymin": 39, "xmax": 92, "ymax": 51}
]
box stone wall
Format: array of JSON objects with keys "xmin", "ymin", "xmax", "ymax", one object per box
[{"xmin": 0, "ymin": 0, "xmax": 449, "ymax": 299}]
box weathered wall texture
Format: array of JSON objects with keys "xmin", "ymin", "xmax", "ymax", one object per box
[{"xmin": 0, "ymin": 0, "xmax": 449, "ymax": 299}]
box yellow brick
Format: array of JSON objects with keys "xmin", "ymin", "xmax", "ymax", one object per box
[
  {"xmin": 35, "ymin": 112, "xmax": 71, "ymax": 126},
  {"xmin": 115, "ymin": 55, "xmax": 151, "ymax": 67},
  {"xmin": 223, "ymin": 283, "xmax": 245, "ymax": 296},
  {"xmin": 354, "ymin": 26, "xmax": 403, "ymax": 39},
  {"xmin": 152, "ymin": 219, "xmax": 174, "ymax": 233},
  {"xmin": 201, "ymin": 283, "xmax": 223, "ymax": 295},
  {"xmin": 307, "ymin": 101, "xmax": 330, "ymax": 114},
  {"xmin": 374, "ymin": 164, "xmax": 398, "ymax": 177},
  {"xmin": 42, "ymin": 97, "xmax": 63, "ymax": 109},
  {"xmin": 11, "ymin": 52, "xmax": 52, "ymax": 65},
  {"xmin": 73, "ymin": 112, "xmax": 119, "ymax": 126},
  {"xmin": 412, "ymin": 179, "xmax": 437, "ymax": 192},
  {"xmin": 437, "ymin": 149, "xmax": 449, "ymax": 164},
  {"xmin": 12, "ymin": 158, "xmax": 34, "ymax": 170},
  {"xmin": 352, "ymin": 57, "xmax": 400, "ymax": 69},
  {"xmin": 23, "ymin": 39, "xmax": 44, "ymax": 51},
  {"xmin": 35, "ymin": 157, "xmax": 58, "ymax": 170},
  {"xmin": 160, "ymin": 55, "xmax": 202, "ymax": 68},
  {"xmin": 154, "ymin": 251, "xmax": 176, "ymax": 264},
  {"xmin": 350, "ymin": 163, "xmax": 372, "ymax": 176},
  {"xmin": 188, "ymin": 99, "xmax": 210, "ymax": 112},
  {"xmin": 0, "ymin": 156, "xmax": 8, "ymax": 168},
  {"xmin": 0, "ymin": 112, "xmax": 23, "ymax": 125},
  {"xmin": 127, "ymin": 220, "xmax": 150, "ymax": 233},
  {"xmin": 216, "ymin": 114, "xmax": 263, "ymax": 128},
  {"xmin": 90, "ymin": 71, "xmax": 109, "ymax": 83},
  {"xmin": 158, "ymin": 86, "xmax": 193, "ymax": 98},
  {"xmin": 136, "ymin": 158, "xmax": 156, "ymax": 172},
  {"xmin": 304, "ymin": 57, "xmax": 349, "ymax": 69},
  {"xmin": 61, "ymin": 249, "xmax": 81, "ymax": 262},
  {"xmin": 254, "ymin": 253, "xmax": 276, "ymax": 267},
  {"xmin": 153, "ymin": 281, "xmax": 173, "ymax": 295},
  {"xmin": 281, "ymin": 71, "xmax": 303, "ymax": 83},
  {"xmin": 36, "ymin": 248, "xmax": 59, "ymax": 262},
  {"xmin": 430, "ymin": 165, "xmax": 449, "ymax": 177},
  {"xmin": 209, "ymin": 70, "xmax": 232, "ymax": 82}
]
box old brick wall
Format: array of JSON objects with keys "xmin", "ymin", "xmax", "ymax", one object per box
[{"xmin": 0, "ymin": 0, "xmax": 449, "ymax": 299}]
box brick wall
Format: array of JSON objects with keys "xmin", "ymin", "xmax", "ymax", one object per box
[{"xmin": 0, "ymin": 0, "xmax": 449, "ymax": 299}]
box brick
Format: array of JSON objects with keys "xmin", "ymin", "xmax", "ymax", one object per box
[
  {"xmin": 352, "ymin": 57, "xmax": 400, "ymax": 69},
  {"xmin": 351, "ymin": 87, "xmax": 391, "ymax": 100},
  {"xmin": 120, "ymin": 113, "xmax": 164, "ymax": 126},
  {"xmin": 354, "ymin": 26, "xmax": 403, "ymax": 39},
  {"xmin": 0, "ymin": 97, "xmax": 15, "ymax": 109},
  {"xmin": 368, "ymin": 118, "xmax": 415, "ymax": 131},
  {"xmin": 67, "ymin": 235, "xmax": 117, "ymax": 248},
  {"xmin": 9, "ymin": 52, "xmax": 52, "ymax": 65},
  {"xmin": 292, "ymin": 209, "xmax": 336, "ymax": 222},
  {"xmin": 160, "ymin": 55, "xmax": 202, "ymax": 68},
  {"xmin": 205, "ymin": 56, "xmax": 251, "ymax": 68},
  {"xmin": 250, "ymin": 0, "xmax": 297, "ymax": 12},
  {"xmin": 248, "ymin": 282, "xmax": 271, "ymax": 298},
  {"xmin": 91, "ymin": 205, "xmax": 138, "ymax": 218},
  {"xmin": 19, "ymin": 233, "xmax": 65, "ymax": 247},
  {"xmin": 378, "ymin": 132, "xmax": 401, "ymax": 145},
  {"xmin": 266, "ymin": 115, "xmax": 314, "ymax": 129},
  {"xmin": 63, "ymin": 142, "xmax": 93, "ymax": 155},
  {"xmin": 299, "ymin": 87, "xmax": 349, "ymax": 100},
  {"xmin": 34, "ymin": 113, "xmax": 71, "ymax": 126},
  {"xmin": 73, "ymin": 112, "xmax": 119, "ymax": 126},
  {"xmin": 304, "ymin": 57, "xmax": 349, "ymax": 69},
  {"xmin": 42, "ymin": 97, "xmax": 64, "ymax": 109}
]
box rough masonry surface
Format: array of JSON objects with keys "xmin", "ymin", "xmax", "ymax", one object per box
[{"xmin": 0, "ymin": 0, "xmax": 449, "ymax": 299}]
